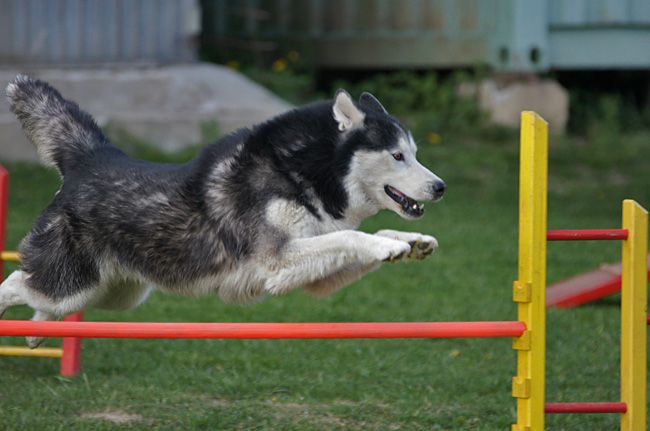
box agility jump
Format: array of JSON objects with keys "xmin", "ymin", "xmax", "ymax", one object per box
[{"xmin": 0, "ymin": 112, "xmax": 647, "ymax": 431}]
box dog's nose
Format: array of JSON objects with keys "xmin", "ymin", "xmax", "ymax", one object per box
[{"xmin": 431, "ymin": 179, "xmax": 446, "ymax": 201}]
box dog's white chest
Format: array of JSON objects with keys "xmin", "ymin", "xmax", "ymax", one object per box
[{"xmin": 265, "ymin": 198, "xmax": 357, "ymax": 238}]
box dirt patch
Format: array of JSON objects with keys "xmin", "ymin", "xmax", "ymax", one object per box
[
  {"xmin": 80, "ymin": 410, "xmax": 143, "ymax": 424},
  {"xmin": 317, "ymin": 412, "xmax": 354, "ymax": 428},
  {"xmin": 263, "ymin": 400, "xmax": 375, "ymax": 429},
  {"xmin": 209, "ymin": 397, "xmax": 233, "ymax": 407}
]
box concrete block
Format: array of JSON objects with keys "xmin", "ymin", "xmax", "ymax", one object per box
[{"xmin": 459, "ymin": 77, "xmax": 569, "ymax": 134}]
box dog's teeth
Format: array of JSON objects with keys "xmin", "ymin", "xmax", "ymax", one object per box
[{"xmin": 412, "ymin": 203, "xmax": 418, "ymax": 210}]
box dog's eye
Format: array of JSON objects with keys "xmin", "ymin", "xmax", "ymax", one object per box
[{"xmin": 392, "ymin": 152, "xmax": 404, "ymax": 161}]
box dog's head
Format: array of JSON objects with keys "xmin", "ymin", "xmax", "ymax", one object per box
[{"xmin": 334, "ymin": 90, "xmax": 445, "ymax": 220}]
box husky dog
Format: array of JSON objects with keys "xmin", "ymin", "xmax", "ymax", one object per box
[{"xmin": 2, "ymin": 75, "xmax": 445, "ymax": 347}]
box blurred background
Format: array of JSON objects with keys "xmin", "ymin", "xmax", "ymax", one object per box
[
  {"xmin": 1, "ymin": 0, "xmax": 650, "ymax": 158},
  {"xmin": 1, "ymin": 2, "xmax": 649, "ymax": 430}
]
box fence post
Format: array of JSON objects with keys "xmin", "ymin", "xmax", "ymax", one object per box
[
  {"xmin": 512, "ymin": 112, "xmax": 548, "ymax": 431},
  {"xmin": 60, "ymin": 312, "xmax": 84, "ymax": 377},
  {"xmin": 620, "ymin": 200, "xmax": 647, "ymax": 431}
]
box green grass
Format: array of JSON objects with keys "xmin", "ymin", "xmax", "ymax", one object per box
[{"xmin": 1, "ymin": 130, "xmax": 649, "ymax": 430}]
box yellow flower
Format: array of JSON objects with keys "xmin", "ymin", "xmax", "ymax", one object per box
[
  {"xmin": 449, "ymin": 349, "xmax": 461, "ymax": 358},
  {"xmin": 225, "ymin": 60, "xmax": 240, "ymax": 70},
  {"xmin": 287, "ymin": 50, "xmax": 300, "ymax": 62},
  {"xmin": 427, "ymin": 132, "xmax": 442, "ymax": 145},
  {"xmin": 272, "ymin": 58, "xmax": 288, "ymax": 72}
]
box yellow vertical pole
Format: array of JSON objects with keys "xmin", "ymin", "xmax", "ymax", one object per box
[
  {"xmin": 512, "ymin": 112, "xmax": 548, "ymax": 431},
  {"xmin": 620, "ymin": 199, "xmax": 647, "ymax": 431}
]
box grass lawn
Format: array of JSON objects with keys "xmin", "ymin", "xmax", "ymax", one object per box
[{"xmin": 0, "ymin": 129, "xmax": 649, "ymax": 430}]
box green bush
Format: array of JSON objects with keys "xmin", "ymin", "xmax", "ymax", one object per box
[
  {"xmin": 243, "ymin": 67, "xmax": 321, "ymax": 106},
  {"xmin": 563, "ymin": 91, "xmax": 650, "ymax": 168}
]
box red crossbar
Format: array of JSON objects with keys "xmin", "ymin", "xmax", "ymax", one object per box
[
  {"xmin": 545, "ymin": 402, "xmax": 627, "ymax": 414},
  {"xmin": 547, "ymin": 229, "xmax": 628, "ymax": 241},
  {"xmin": 0, "ymin": 320, "xmax": 526, "ymax": 339}
]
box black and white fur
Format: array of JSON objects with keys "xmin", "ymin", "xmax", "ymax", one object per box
[{"xmin": 2, "ymin": 75, "xmax": 446, "ymax": 348}]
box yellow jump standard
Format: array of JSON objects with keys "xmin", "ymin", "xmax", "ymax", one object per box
[{"xmin": 513, "ymin": 112, "xmax": 648, "ymax": 430}]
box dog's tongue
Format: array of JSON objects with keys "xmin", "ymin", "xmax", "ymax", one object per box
[{"xmin": 385, "ymin": 185, "xmax": 424, "ymax": 217}]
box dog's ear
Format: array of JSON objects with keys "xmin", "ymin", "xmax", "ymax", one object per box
[
  {"xmin": 358, "ymin": 92, "xmax": 388, "ymax": 114},
  {"xmin": 333, "ymin": 89, "xmax": 365, "ymax": 132}
]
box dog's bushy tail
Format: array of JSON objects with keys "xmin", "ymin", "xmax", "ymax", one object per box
[{"xmin": 6, "ymin": 74, "xmax": 110, "ymax": 175}]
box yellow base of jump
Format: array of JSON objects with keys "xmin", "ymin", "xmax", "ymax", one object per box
[
  {"xmin": 0, "ymin": 346, "xmax": 63, "ymax": 358},
  {"xmin": 0, "ymin": 251, "xmax": 20, "ymax": 262}
]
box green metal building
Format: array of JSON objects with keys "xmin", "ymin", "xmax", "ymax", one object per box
[{"xmin": 205, "ymin": 0, "xmax": 650, "ymax": 71}]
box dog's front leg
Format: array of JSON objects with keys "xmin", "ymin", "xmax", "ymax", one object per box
[
  {"xmin": 375, "ymin": 230, "xmax": 438, "ymax": 260},
  {"xmin": 302, "ymin": 230, "xmax": 440, "ymax": 297},
  {"xmin": 263, "ymin": 230, "xmax": 411, "ymax": 295}
]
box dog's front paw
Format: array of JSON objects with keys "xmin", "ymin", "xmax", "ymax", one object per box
[
  {"xmin": 375, "ymin": 230, "xmax": 438, "ymax": 260},
  {"xmin": 374, "ymin": 238, "xmax": 411, "ymax": 263},
  {"xmin": 406, "ymin": 235, "xmax": 437, "ymax": 260}
]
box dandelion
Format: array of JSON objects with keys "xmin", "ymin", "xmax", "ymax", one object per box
[
  {"xmin": 225, "ymin": 60, "xmax": 240, "ymax": 70},
  {"xmin": 287, "ymin": 50, "xmax": 300, "ymax": 62},
  {"xmin": 272, "ymin": 58, "xmax": 288, "ymax": 72},
  {"xmin": 449, "ymin": 349, "xmax": 461, "ymax": 358},
  {"xmin": 427, "ymin": 132, "xmax": 442, "ymax": 145}
]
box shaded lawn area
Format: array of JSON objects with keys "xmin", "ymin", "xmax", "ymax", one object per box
[{"xmin": 0, "ymin": 131, "xmax": 649, "ymax": 430}]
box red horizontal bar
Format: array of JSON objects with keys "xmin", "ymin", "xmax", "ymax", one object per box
[
  {"xmin": 545, "ymin": 402, "xmax": 627, "ymax": 414},
  {"xmin": 0, "ymin": 320, "xmax": 526, "ymax": 339},
  {"xmin": 547, "ymin": 229, "xmax": 628, "ymax": 241}
]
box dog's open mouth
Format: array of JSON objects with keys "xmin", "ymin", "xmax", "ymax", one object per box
[{"xmin": 384, "ymin": 185, "xmax": 424, "ymax": 218}]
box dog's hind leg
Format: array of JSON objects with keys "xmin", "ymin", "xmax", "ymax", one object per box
[
  {"xmin": 26, "ymin": 310, "xmax": 56, "ymax": 349},
  {"xmin": 0, "ymin": 270, "xmax": 80, "ymax": 348},
  {"xmin": 0, "ymin": 270, "xmax": 29, "ymax": 318},
  {"xmin": 263, "ymin": 230, "xmax": 411, "ymax": 296}
]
